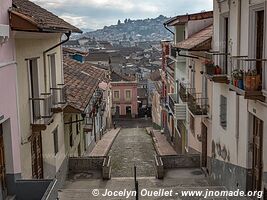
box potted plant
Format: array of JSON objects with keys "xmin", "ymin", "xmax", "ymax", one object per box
[
  {"xmin": 215, "ymin": 65, "xmax": 222, "ymax": 75},
  {"xmin": 245, "ymin": 69, "xmax": 261, "ymax": 91},
  {"xmin": 204, "ymin": 59, "xmax": 215, "ymax": 75},
  {"xmin": 231, "ymin": 69, "xmax": 239, "ymax": 87},
  {"xmin": 237, "ymin": 70, "xmax": 244, "ymax": 89}
]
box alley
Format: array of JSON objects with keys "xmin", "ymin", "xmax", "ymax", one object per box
[{"xmin": 109, "ymin": 127, "xmax": 156, "ymax": 177}]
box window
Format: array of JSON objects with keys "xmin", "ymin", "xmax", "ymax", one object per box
[
  {"xmin": 53, "ymin": 127, "xmax": 59, "ymax": 155},
  {"xmin": 190, "ymin": 114, "xmax": 195, "ymax": 136},
  {"xmin": 125, "ymin": 90, "xmax": 131, "ymax": 100},
  {"xmin": 28, "ymin": 59, "xmax": 40, "ymax": 121},
  {"xmin": 113, "ymin": 90, "xmax": 120, "ymax": 100},
  {"xmin": 220, "ymin": 95, "xmax": 227, "ymax": 129},
  {"xmin": 49, "ymin": 54, "xmax": 57, "ymax": 105}
]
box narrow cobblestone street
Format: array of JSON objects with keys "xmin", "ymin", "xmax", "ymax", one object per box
[{"xmin": 108, "ymin": 127, "xmax": 156, "ymax": 177}]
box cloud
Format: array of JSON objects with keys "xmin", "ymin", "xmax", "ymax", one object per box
[{"xmin": 32, "ymin": 0, "xmax": 213, "ymax": 30}]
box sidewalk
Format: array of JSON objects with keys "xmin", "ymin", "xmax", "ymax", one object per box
[
  {"xmin": 89, "ymin": 128, "xmax": 121, "ymax": 157},
  {"xmin": 150, "ymin": 129, "xmax": 177, "ymax": 156}
]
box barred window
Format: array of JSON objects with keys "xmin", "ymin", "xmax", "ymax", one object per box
[
  {"xmin": 220, "ymin": 95, "xmax": 227, "ymax": 129},
  {"xmin": 190, "ymin": 114, "xmax": 195, "ymax": 136}
]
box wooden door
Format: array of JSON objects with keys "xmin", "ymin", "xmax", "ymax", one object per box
[
  {"xmin": 252, "ymin": 116, "xmax": 263, "ymax": 191},
  {"xmin": 201, "ymin": 123, "xmax": 208, "ymax": 168},
  {"xmin": 0, "ymin": 124, "xmax": 7, "ymax": 197},
  {"xmin": 31, "ymin": 132, "xmax": 43, "ymax": 179}
]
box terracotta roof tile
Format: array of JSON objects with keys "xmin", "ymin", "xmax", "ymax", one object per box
[
  {"xmin": 165, "ymin": 11, "xmax": 213, "ymax": 26},
  {"xmin": 11, "ymin": 0, "xmax": 82, "ymax": 33},
  {"xmin": 64, "ymin": 57, "xmax": 105, "ymax": 111}
]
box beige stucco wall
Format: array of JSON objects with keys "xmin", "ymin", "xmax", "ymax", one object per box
[
  {"xmin": 15, "ymin": 33, "xmax": 66, "ymax": 178},
  {"xmin": 152, "ymin": 91, "xmax": 161, "ymax": 126}
]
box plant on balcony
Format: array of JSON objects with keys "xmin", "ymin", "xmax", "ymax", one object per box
[
  {"xmin": 215, "ymin": 65, "xmax": 222, "ymax": 75},
  {"xmin": 244, "ymin": 69, "xmax": 261, "ymax": 91},
  {"xmin": 203, "ymin": 59, "xmax": 215, "ymax": 75},
  {"xmin": 231, "ymin": 69, "xmax": 244, "ymax": 89}
]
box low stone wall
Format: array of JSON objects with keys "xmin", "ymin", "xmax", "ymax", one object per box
[
  {"xmin": 69, "ymin": 157, "xmax": 105, "ymax": 173},
  {"xmin": 102, "ymin": 156, "xmax": 111, "ymax": 180},
  {"xmin": 154, "ymin": 155, "xmax": 164, "ymax": 179},
  {"xmin": 160, "ymin": 154, "xmax": 200, "ymax": 169}
]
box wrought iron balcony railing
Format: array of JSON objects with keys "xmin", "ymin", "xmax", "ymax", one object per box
[
  {"xmin": 229, "ymin": 57, "xmax": 266, "ymax": 101},
  {"xmin": 204, "ymin": 52, "xmax": 230, "ymax": 83},
  {"xmin": 30, "ymin": 93, "xmax": 53, "ymax": 127},
  {"xmin": 51, "ymin": 84, "xmax": 67, "ymax": 112},
  {"xmin": 187, "ymin": 91, "xmax": 209, "ymax": 116}
]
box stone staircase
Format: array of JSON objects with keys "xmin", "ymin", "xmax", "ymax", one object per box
[{"xmin": 58, "ymin": 176, "xmax": 249, "ymax": 200}]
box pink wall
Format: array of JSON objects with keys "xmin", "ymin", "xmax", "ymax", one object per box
[
  {"xmin": 111, "ymin": 83, "xmax": 138, "ymax": 116},
  {"xmin": 0, "ymin": 0, "xmax": 21, "ymax": 174}
]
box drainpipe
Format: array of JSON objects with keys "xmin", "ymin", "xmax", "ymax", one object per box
[
  {"xmin": 43, "ymin": 31, "xmax": 71, "ymax": 92},
  {"xmin": 236, "ymin": 0, "xmax": 241, "ymax": 163},
  {"xmin": 164, "ymin": 23, "xmax": 175, "ymax": 35}
]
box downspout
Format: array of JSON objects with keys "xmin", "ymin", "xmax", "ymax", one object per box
[
  {"xmin": 164, "ymin": 23, "xmax": 175, "ymax": 35},
  {"xmin": 236, "ymin": 0, "xmax": 241, "ymax": 163},
  {"xmin": 43, "ymin": 31, "xmax": 71, "ymax": 92}
]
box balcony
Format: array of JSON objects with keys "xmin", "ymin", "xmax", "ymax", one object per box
[
  {"xmin": 30, "ymin": 94, "xmax": 53, "ymax": 131},
  {"xmin": 179, "ymin": 82, "xmax": 190, "ymax": 102},
  {"xmin": 168, "ymin": 93, "xmax": 187, "ymax": 120},
  {"xmin": 187, "ymin": 89, "xmax": 209, "ymax": 116},
  {"xmin": 51, "ymin": 84, "xmax": 67, "ymax": 113},
  {"xmin": 84, "ymin": 116, "xmax": 93, "ymax": 133},
  {"xmin": 204, "ymin": 52, "xmax": 229, "ymax": 83},
  {"xmin": 229, "ymin": 57, "xmax": 266, "ymax": 101}
]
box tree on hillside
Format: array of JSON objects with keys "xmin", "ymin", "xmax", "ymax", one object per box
[{"xmin": 117, "ymin": 19, "xmax": 121, "ymax": 25}]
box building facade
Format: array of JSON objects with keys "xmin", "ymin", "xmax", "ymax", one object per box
[
  {"xmin": 211, "ymin": 0, "xmax": 267, "ymax": 193},
  {"xmin": 111, "ymin": 71, "xmax": 138, "ymax": 118},
  {"xmin": 0, "ymin": 0, "xmax": 21, "ymax": 198}
]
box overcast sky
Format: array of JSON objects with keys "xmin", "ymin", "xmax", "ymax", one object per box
[{"xmin": 32, "ymin": 0, "xmax": 213, "ymax": 30}]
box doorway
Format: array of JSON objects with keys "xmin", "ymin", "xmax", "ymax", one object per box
[
  {"xmin": 126, "ymin": 106, "xmax": 132, "ymax": 117},
  {"xmin": 115, "ymin": 106, "xmax": 120, "ymax": 118},
  {"xmin": 31, "ymin": 132, "xmax": 44, "ymax": 179},
  {"xmin": 201, "ymin": 123, "xmax": 208, "ymax": 169},
  {"xmin": 252, "ymin": 116, "xmax": 263, "ymax": 191},
  {"xmin": 0, "ymin": 124, "xmax": 7, "ymax": 198}
]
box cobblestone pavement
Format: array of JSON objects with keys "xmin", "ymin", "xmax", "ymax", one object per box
[{"xmin": 108, "ymin": 127, "xmax": 156, "ymax": 177}]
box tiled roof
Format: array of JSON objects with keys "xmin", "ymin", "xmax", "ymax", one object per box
[
  {"xmin": 64, "ymin": 57, "xmax": 105, "ymax": 112},
  {"xmin": 175, "ymin": 25, "xmax": 213, "ymax": 51},
  {"xmin": 137, "ymin": 88, "xmax": 148, "ymax": 99},
  {"xmin": 63, "ymin": 47, "xmax": 89, "ymax": 57},
  {"xmin": 165, "ymin": 11, "xmax": 213, "ymax": 26},
  {"xmin": 11, "ymin": 0, "xmax": 82, "ymax": 33},
  {"xmin": 111, "ymin": 71, "xmax": 136, "ymax": 82},
  {"xmin": 149, "ymin": 70, "xmax": 161, "ymax": 81},
  {"xmin": 85, "ymin": 52, "xmax": 110, "ymax": 62}
]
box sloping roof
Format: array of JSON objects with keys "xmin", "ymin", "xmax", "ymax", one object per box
[
  {"xmin": 63, "ymin": 47, "xmax": 89, "ymax": 57},
  {"xmin": 165, "ymin": 11, "xmax": 213, "ymax": 26},
  {"xmin": 10, "ymin": 0, "xmax": 82, "ymax": 33},
  {"xmin": 85, "ymin": 52, "xmax": 110, "ymax": 62},
  {"xmin": 63, "ymin": 57, "xmax": 105, "ymax": 112},
  {"xmin": 175, "ymin": 25, "xmax": 213, "ymax": 51},
  {"xmin": 111, "ymin": 71, "xmax": 136, "ymax": 82},
  {"xmin": 149, "ymin": 70, "xmax": 161, "ymax": 81},
  {"xmin": 137, "ymin": 88, "xmax": 148, "ymax": 99}
]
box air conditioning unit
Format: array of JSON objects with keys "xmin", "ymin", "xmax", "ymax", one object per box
[{"xmin": 0, "ymin": 24, "xmax": 9, "ymax": 45}]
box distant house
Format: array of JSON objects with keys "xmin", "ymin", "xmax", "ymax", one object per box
[
  {"xmin": 111, "ymin": 71, "xmax": 138, "ymax": 118},
  {"xmin": 63, "ymin": 57, "xmax": 112, "ymax": 156}
]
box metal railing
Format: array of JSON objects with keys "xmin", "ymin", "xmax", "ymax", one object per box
[
  {"xmin": 230, "ymin": 57, "xmax": 267, "ymax": 91},
  {"xmin": 179, "ymin": 82, "xmax": 190, "ymax": 102},
  {"xmin": 170, "ymin": 45, "xmax": 177, "ymax": 58},
  {"xmin": 30, "ymin": 93, "xmax": 53, "ymax": 124},
  {"xmin": 205, "ymin": 52, "xmax": 230, "ymax": 76},
  {"xmin": 51, "ymin": 84, "xmax": 67, "ymax": 106},
  {"xmin": 168, "ymin": 93, "xmax": 179, "ymax": 113},
  {"xmin": 187, "ymin": 92, "xmax": 209, "ymax": 116}
]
